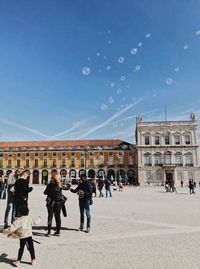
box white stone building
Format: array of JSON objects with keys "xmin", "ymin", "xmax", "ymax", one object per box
[{"xmin": 136, "ymin": 113, "xmax": 200, "ymax": 186}]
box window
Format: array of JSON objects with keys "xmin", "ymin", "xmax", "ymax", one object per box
[
  {"xmin": 90, "ymin": 157, "xmax": 94, "ymax": 167},
  {"xmin": 109, "ymin": 156, "xmax": 114, "ymax": 166},
  {"xmin": 119, "ymin": 155, "xmax": 124, "ymax": 165},
  {"xmin": 175, "ymin": 154, "xmax": 182, "ymax": 165},
  {"xmin": 43, "ymin": 159, "xmax": 48, "ymax": 168},
  {"xmin": 80, "ymin": 158, "xmax": 85, "ymax": 167},
  {"xmin": 109, "ymin": 152, "xmax": 113, "ymax": 156},
  {"xmin": 34, "ymin": 159, "xmax": 38, "ymax": 167},
  {"xmin": 156, "ymin": 170, "xmax": 161, "ymax": 180},
  {"xmin": 71, "ymin": 152, "xmax": 75, "ymax": 157},
  {"xmin": 34, "ymin": 152, "xmax": 38, "ymax": 158},
  {"xmin": 155, "ymin": 153, "xmax": 161, "ymax": 165},
  {"xmin": 185, "ymin": 135, "xmax": 191, "ymax": 145},
  {"xmin": 175, "ymin": 135, "xmax": 180, "ymax": 145},
  {"xmin": 129, "ymin": 151, "xmax": 133, "ymax": 156},
  {"xmin": 8, "ymin": 153, "xmax": 12, "ymax": 158},
  {"xmin": 165, "ymin": 135, "xmax": 170, "ymax": 145},
  {"xmin": 178, "ymin": 172, "xmax": 183, "ymax": 181},
  {"xmin": 90, "ymin": 152, "xmax": 94, "ymax": 156},
  {"xmin": 71, "ymin": 158, "xmax": 75, "ymax": 167},
  {"xmin": 146, "ymin": 171, "xmax": 151, "ymax": 180},
  {"xmin": 128, "ymin": 156, "xmax": 134, "ymax": 165},
  {"xmin": 155, "ymin": 136, "xmax": 160, "ymax": 145},
  {"xmin": 144, "ymin": 136, "xmax": 150, "ymax": 145},
  {"xmin": 144, "ymin": 154, "xmax": 151, "ymax": 166},
  {"xmin": 186, "ymin": 154, "xmax": 193, "ymax": 166},
  {"xmin": 0, "ymin": 160, "xmax": 3, "ymax": 168},
  {"xmin": 99, "ymin": 152, "xmax": 104, "ymax": 166},
  {"xmin": 81, "ymin": 151, "xmax": 85, "ymax": 156},
  {"xmin": 26, "ymin": 152, "xmax": 30, "ymax": 157},
  {"xmin": 164, "ymin": 153, "xmax": 171, "ymax": 165},
  {"xmin": 188, "ymin": 172, "xmax": 193, "ymax": 179},
  {"xmin": 53, "ymin": 152, "xmax": 57, "ymax": 157},
  {"xmin": 43, "ymin": 152, "xmax": 48, "ymax": 157},
  {"xmin": 17, "ymin": 159, "xmax": 21, "ymax": 168},
  {"xmin": 119, "ymin": 151, "xmax": 123, "ymax": 157},
  {"xmin": 62, "ymin": 152, "xmax": 66, "ymax": 157},
  {"xmin": 17, "ymin": 153, "xmax": 21, "ymax": 158},
  {"xmin": 8, "ymin": 159, "xmax": 12, "ymax": 167},
  {"xmin": 0, "ymin": 153, "xmax": 3, "ymax": 158},
  {"xmin": 52, "ymin": 159, "xmax": 56, "ymax": 167},
  {"xmin": 26, "ymin": 159, "xmax": 29, "ymax": 167},
  {"xmin": 61, "ymin": 158, "xmax": 66, "ymax": 167}
]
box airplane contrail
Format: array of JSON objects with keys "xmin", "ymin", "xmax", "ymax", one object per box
[{"xmin": 78, "ymin": 97, "xmax": 144, "ymax": 139}]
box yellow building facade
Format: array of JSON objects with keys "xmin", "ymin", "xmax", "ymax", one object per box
[{"xmin": 0, "ymin": 139, "xmax": 138, "ymax": 185}]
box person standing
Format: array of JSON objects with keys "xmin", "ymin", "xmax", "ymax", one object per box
[
  {"xmin": 189, "ymin": 178, "xmax": 195, "ymax": 194},
  {"xmin": 4, "ymin": 170, "xmax": 21, "ymax": 229},
  {"xmin": 70, "ymin": 174, "xmax": 92, "ymax": 233},
  {"xmin": 105, "ymin": 178, "xmax": 112, "ymax": 198},
  {"xmin": 14, "ymin": 170, "xmax": 33, "ymax": 214},
  {"xmin": 0, "ymin": 177, "xmax": 6, "ymax": 199},
  {"xmin": 3, "ymin": 207, "xmax": 41, "ymax": 267},
  {"xmin": 180, "ymin": 180, "xmax": 183, "ymax": 188},
  {"xmin": 44, "ymin": 170, "xmax": 63, "ymax": 237},
  {"xmin": 97, "ymin": 179, "xmax": 104, "ymax": 197}
]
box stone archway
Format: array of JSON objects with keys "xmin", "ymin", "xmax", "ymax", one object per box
[
  {"xmin": 0, "ymin": 170, "xmax": 4, "ymax": 178},
  {"xmin": 33, "ymin": 170, "xmax": 39, "ymax": 184},
  {"xmin": 42, "ymin": 170, "xmax": 48, "ymax": 185},
  {"xmin": 107, "ymin": 169, "xmax": 115, "ymax": 180},
  {"xmin": 88, "ymin": 169, "xmax": 95, "ymax": 179}
]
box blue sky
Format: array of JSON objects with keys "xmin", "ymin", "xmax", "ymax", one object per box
[{"xmin": 0, "ymin": 0, "xmax": 200, "ymax": 143}]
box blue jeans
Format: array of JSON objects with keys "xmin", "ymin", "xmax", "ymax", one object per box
[
  {"xmin": 4, "ymin": 195, "xmax": 15, "ymax": 226},
  {"xmin": 106, "ymin": 188, "xmax": 112, "ymax": 197},
  {"xmin": 0, "ymin": 187, "xmax": 5, "ymax": 199},
  {"xmin": 79, "ymin": 199, "xmax": 91, "ymax": 228}
]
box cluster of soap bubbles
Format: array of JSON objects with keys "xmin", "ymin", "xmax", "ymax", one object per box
[
  {"xmin": 165, "ymin": 78, "xmax": 173, "ymax": 85},
  {"xmin": 118, "ymin": 57, "xmax": 125, "ymax": 63}
]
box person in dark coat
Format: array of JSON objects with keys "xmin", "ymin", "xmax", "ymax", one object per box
[
  {"xmin": 44, "ymin": 170, "xmax": 64, "ymax": 237},
  {"xmin": 104, "ymin": 178, "xmax": 112, "ymax": 198},
  {"xmin": 97, "ymin": 179, "xmax": 104, "ymax": 197},
  {"xmin": 14, "ymin": 170, "xmax": 33, "ymax": 214},
  {"xmin": 70, "ymin": 174, "xmax": 92, "ymax": 233}
]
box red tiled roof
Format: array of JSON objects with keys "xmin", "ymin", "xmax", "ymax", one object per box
[{"xmin": 0, "ymin": 139, "xmax": 130, "ymax": 149}]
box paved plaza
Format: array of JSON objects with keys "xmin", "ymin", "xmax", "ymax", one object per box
[{"xmin": 1, "ymin": 185, "xmax": 200, "ymax": 269}]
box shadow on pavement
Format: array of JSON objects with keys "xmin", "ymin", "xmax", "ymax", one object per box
[{"xmin": 0, "ymin": 253, "xmax": 15, "ymax": 267}]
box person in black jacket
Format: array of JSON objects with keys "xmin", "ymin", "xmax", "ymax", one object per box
[
  {"xmin": 44, "ymin": 170, "xmax": 63, "ymax": 237},
  {"xmin": 70, "ymin": 174, "xmax": 92, "ymax": 233},
  {"xmin": 14, "ymin": 170, "xmax": 33, "ymax": 214}
]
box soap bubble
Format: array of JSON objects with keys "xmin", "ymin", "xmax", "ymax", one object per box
[
  {"xmin": 108, "ymin": 40, "xmax": 112, "ymax": 44},
  {"xmin": 101, "ymin": 104, "xmax": 108, "ymax": 111},
  {"xmin": 109, "ymin": 96, "xmax": 114, "ymax": 104},
  {"xmin": 165, "ymin": 78, "xmax": 173, "ymax": 85},
  {"xmin": 183, "ymin": 44, "xmax": 189, "ymax": 50},
  {"xmin": 131, "ymin": 48, "xmax": 138, "ymax": 55},
  {"xmin": 82, "ymin": 67, "xmax": 91, "ymax": 76},
  {"xmin": 96, "ymin": 52, "xmax": 100, "ymax": 56},
  {"xmin": 174, "ymin": 67, "xmax": 179, "ymax": 72},
  {"xmin": 118, "ymin": 57, "xmax": 125, "ymax": 63},
  {"xmin": 196, "ymin": 30, "xmax": 200, "ymax": 36},
  {"xmin": 106, "ymin": 66, "xmax": 111, "ymax": 70},
  {"xmin": 120, "ymin": 76, "xmax": 126, "ymax": 81},
  {"xmin": 146, "ymin": 33, "xmax": 151, "ymax": 38},
  {"xmin": 138, "ymin": 42, "xmax": 142, "ymax": 47},
  {"xmin": 110, "ymin": 82, "xmax": 115, "ymax": 87},
  {"xmin": 117, "ymin": 89, "xmax": 122, "ymax": 94},
  {"xmin": 135, "ymin": 65, "xmax": 141, "ymax": 71}
]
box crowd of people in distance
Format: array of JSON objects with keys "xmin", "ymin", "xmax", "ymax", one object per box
[
  {"xmin": 164, "ymin": 178, "xmax": 197, "ymax": 194},
  {"xmin": 0, "ymin": 168, "xmax": 126, "ymax": 267}
]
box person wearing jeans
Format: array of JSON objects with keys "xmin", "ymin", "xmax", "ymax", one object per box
[
  {"xmin": 105, "ymin": 178, "xmax": 112, "ymax": 198},
  {"xmin": 4, "ymin": 170, "xmax": 22, "ymax": 229},
  {"xmin": 70, "ymin": 174, "xmax": 92, "ymax": 233}
]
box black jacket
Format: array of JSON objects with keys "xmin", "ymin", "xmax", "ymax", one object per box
[
  {"xmin": 14, "ymin": 178, "xmax": 33, "ymax": 201},
  {"xmin": 71, "ymin": 180, "xmax": 92, "ymax": 201}
]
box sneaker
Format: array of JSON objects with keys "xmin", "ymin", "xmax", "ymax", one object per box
[
  {"xmin": 53, "ymin": 231, "xmax": 60, "ymax": 236},
  {"xmin": 13, "ymin": 260, "xmax": 20, "ymax": 267},
  {"xmin": 45, "ymin": 232, "xmax": 51, "ymax": 237},
  {"xmin": 31, "ymin": 259, "xmax": 36, "ymax": 266},
  {"xmin": 78, "ymin": 226, "xmax": 83, "ymax": 231},
  {"xmin": 86, "ymin": 227, "xmax": 90, "ymax": 233},
  {"xmin": 4, "ymin": 224, "xmax": 9, "ymax": 229}
]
